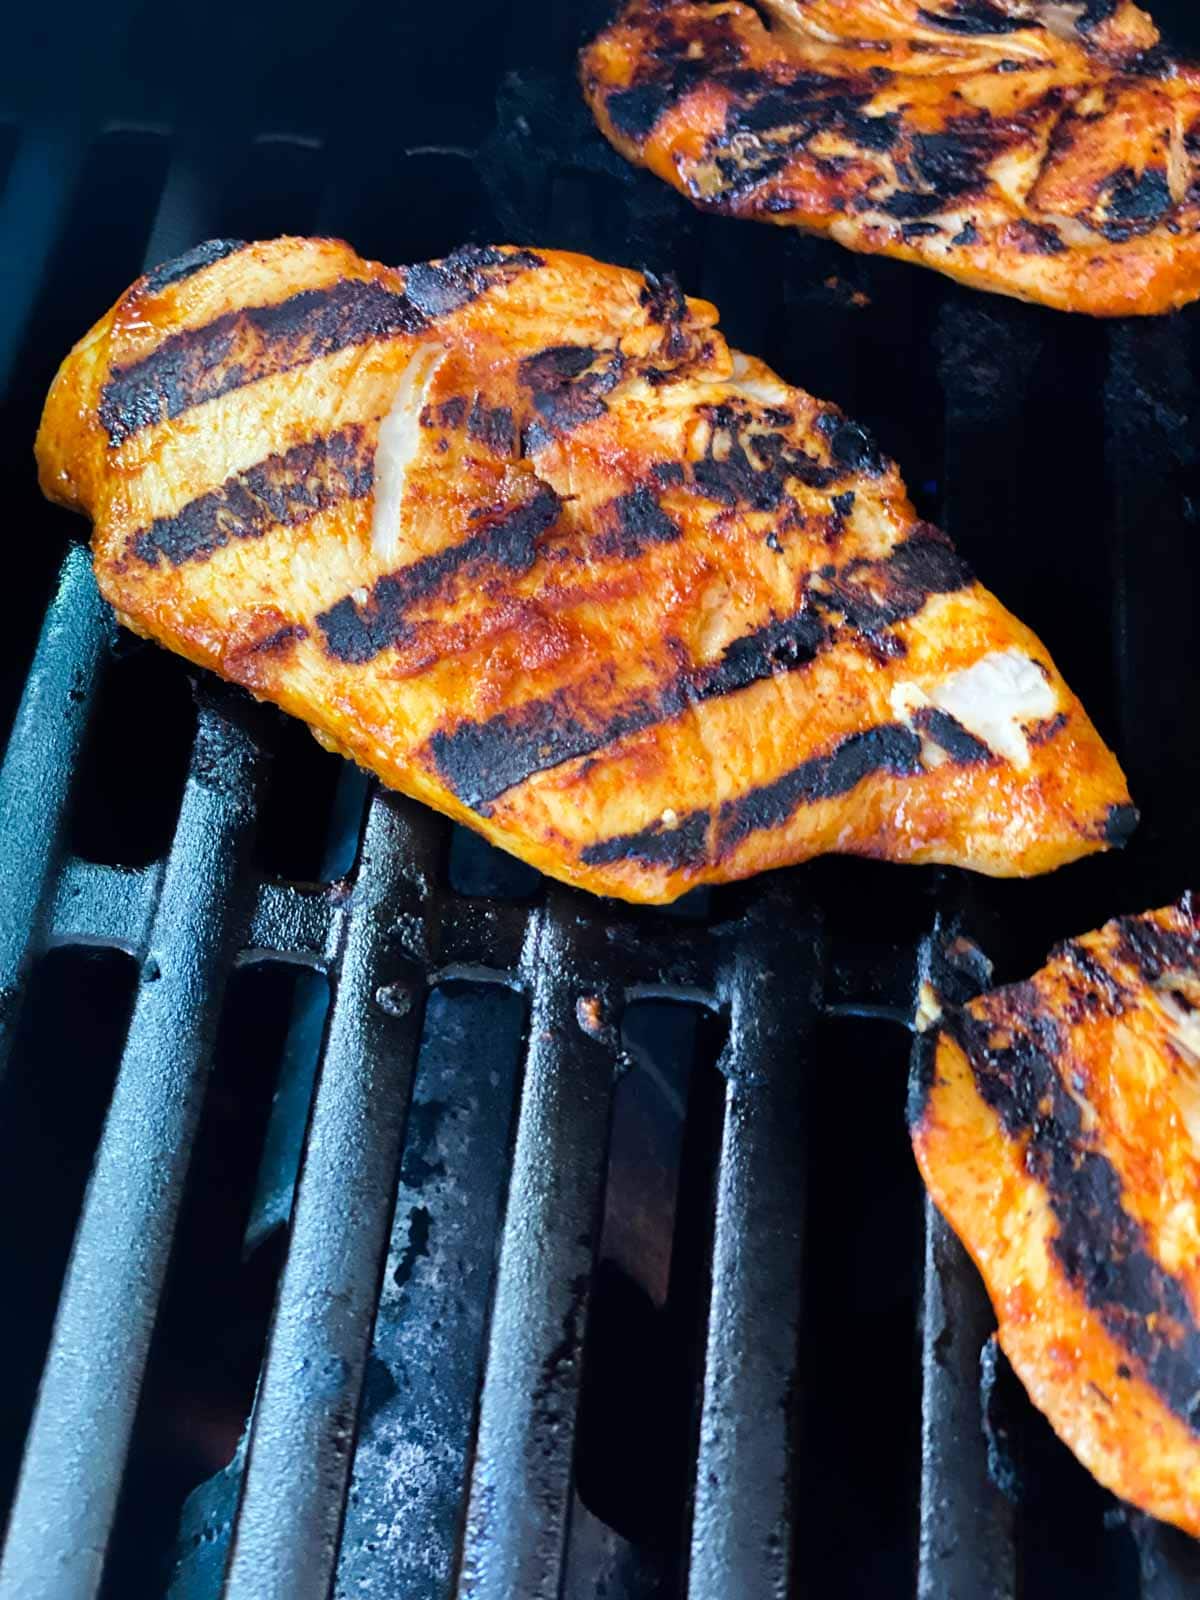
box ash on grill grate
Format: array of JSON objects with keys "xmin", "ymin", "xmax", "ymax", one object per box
[{"xmin": 2, "ymin": 1, "xmax": 1200, "ymax": 1598}]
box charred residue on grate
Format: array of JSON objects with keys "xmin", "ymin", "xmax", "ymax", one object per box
[{"xmin": 336, "ymin": 982, "xmax": 526, "ymax": 1598}]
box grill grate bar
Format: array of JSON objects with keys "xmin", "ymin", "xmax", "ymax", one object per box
[
  {"xmin": 686, "ymin": 894, "xmax": 818, "ymax": 1600},
  {"xmin": 0, "ymin": 695, "xmax": 267, "ymax": 1600},
  {"xmin": 241, "ymin": 880, "xmax": 341, "ymax": 970},
  {"xmin": 0, "ymin": 546, "xmax": 112, "ymax": 1071},
  {"xmin": 222, "ymin": 792, "xmax": 443, "ymax": 1600},
  {"xmin": 49, "ymin": 856, "xmax": 164, "ymax": 954},
  {"xmin": 455, "ymin": 896, "xmax": 623, "ymax": 1600},
  {"xmin": 917, "ymin": 1202, "xmax": 1016, "ymax": 1600}
]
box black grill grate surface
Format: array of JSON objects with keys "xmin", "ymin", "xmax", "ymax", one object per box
[{"xmin": 2, "ymin": 3, "xmax": 1200, "ymax": 1597}]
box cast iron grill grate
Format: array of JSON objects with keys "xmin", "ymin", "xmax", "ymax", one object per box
[{"xmin": 2, "ymin": 4, "xmax": 1200, "ymax": 1597}]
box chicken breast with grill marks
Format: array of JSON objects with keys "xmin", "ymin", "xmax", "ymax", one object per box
[
  {"xmin": 36, "ymin": 236, "xmax": 1132, "ymax": 902},
  {"xmin": 582, "ymin": 0, "xmax": 1200, "ymax": 315},
  {"xmin": 911, "ymin": 898, "xmax": 1200, "ymax": 1536}
]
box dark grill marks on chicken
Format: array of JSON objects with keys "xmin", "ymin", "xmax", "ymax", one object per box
[
  {"xmin": 911, "ymin": 899, "xmax": 1200, "ymax": 1537},
  {"xmin": 582, "ymin": 1, "xmax": 1200, "ymax": 316},
  {"xmin": 945, "ymin": 996, "xmax": 1200, "ymax": 1433},
  {"xmin": 582, "ymin": 722, "xmax": 928, "ymax": 868},
  {"xmin": 315, "ymin": 484, "xmax": 563, "ymax": 665},
  {"xmin": 131, "ymin": 425, "xmax": 375, "ymax": 568},
  {"xmin": 917, "ymin": 1, "xmax": 1030, "ymax": 34},
  {"xmin": 37, "ymin": 237, "xmax": 1134, "ymax": 902},
  {"xmin": 427, "ymin": 530, "xmax": 974, "ymax": 810},
  {"xmin": 99, "ymin": 279, "xmax": 424, "ymax": 445},
  {"xmin": 141, "ymin": 238, "xmax": 249, "ymax": 295},
  {"xmin": 99, "ymin": 245, "xmax": 545, "ymax": 444},
  {"xmin": 519, "ymin": 344, "xmax": 627, "ymax": 450}
]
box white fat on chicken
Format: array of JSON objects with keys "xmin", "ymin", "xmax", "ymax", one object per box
[
  {"xmin": 891, "ymin": 648, "xmax": 1058, "ymax": 769},
  {"xmin": 371, "ymin": 345, "xmax": 447, "ymax": 562}
]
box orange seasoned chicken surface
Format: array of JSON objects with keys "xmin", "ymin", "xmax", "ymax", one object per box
[
  {"xmin": 582, "ymin": 0, "xmax": 1200, "ymax": 315},
  {"xmin": 912, "ymin": 899, "xmax": 1200, "ymax": 1535},
  {"xmin": 37, "ymin": 237, "xmax": 1132, "ymax": 902}
]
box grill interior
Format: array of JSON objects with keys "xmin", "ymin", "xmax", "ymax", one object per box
[{"xmin": 3, "ymin": 2, "xmax": 1200, "ymax": 1596}]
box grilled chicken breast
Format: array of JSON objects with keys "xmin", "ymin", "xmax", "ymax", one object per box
[
  {"xmin": 582, "ymin": 0, "xmax": 1200, "ymax": 316},
  {"xmin": 37, "ymin": 237, "xmax": 1132, "ymax": 902},
  {"xmin": 912, "ymin": 899, "xmax": 1200, "ymax": 1535}
]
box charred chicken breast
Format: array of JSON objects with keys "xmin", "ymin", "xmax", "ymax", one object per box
[
  {"xmin": 37, "ymin": 237, "xmax": 1132, "ymax": 902},
  {"xmin": 912, "ymin": 899, "xmax": 1200, "ymax": 1535},
  {"xmin": 582, "ymin": 0, "xmax": 1200, "ymax": 316}
]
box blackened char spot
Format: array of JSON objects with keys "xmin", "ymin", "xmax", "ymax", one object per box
[
  {"xmin": 652, "ymin": 461, "xmax": 686, "ymax": 488},
  {"xmin": 1113, "ymin": 904, "xmax": 1200, "ymax": 983},
  {"xmin": 831, "ymin": 490, "xmax": 856, "ymax": 518},
  {"xmin": 876, "ymin": 191, "xmax": 947, "ymax": 221},
  {"xmin": 726, "ymin": 81, "xmax": 900, "ymax": 155},
  {"xmin": 1108, "ymin": 169, "xmax": 1171, "ymax": 222},
  {"xmin": 640, "ymin": 269, "xmax": 688, "ymax": 335},
  {"xmin": 877, "ymin": 130, "xmax": 995, "ymax": 220},
  {"xmin": 521, "ymin": 345, "xmax": 599, "ymax": 385},
  {"xmin": 601, "ymin": 12, "xmax": 745, "ymax": 143},
  {"xmin": 581, "ymin": 721, "xmax": 925, "ymax": 870},
  {"xmin": 240, "ymin": 623, "xmax": 309, "ymax": 659},
  {"xmin": 141, "ymin": 238, "xmax": 247, "ymax": 295},
  {"xmin": 606, "ymin": 83, "xmax": 675, "ymax": 143},
  {"xmin": 822, "ymin": 531, "xmax": 973, "ymax": 640},
  {"xmin": 1102, "ymin": 803, "xmax": 1139, "ymax": 847},
  {"xmin": 436, "ymin": 395, "xmax": 468, "ymax": 430},
  {"xmin": 947, "ymin": 977, "xmax": 1200, "ymax": 1434},
  {"xmin": 913, "ymin": 708, "xmax": 994, "ymax": 765},
  {"xmin": 692, "ymin": 403, "xmax": 837, "ymax": 509},
  {"xmin": 598, "ymin": 484, "xmax": 681, "ymax": 558},
  {"xmin": 520, "ymin": 344, "xmax": 624, "ymax": 446},
  {"xmin": 467, "ymin": 396, "xmax": 515, "ymax": 456},
  {"xmin": 1010, "ymin": 221, "xmax": 1067, "ymax": 255},
  {"xmin": 131, "ymin": 424, "xmax": 374, "ymax": 568},
  {"xmin": 1080, "ymin": 0, "xmax": 1118, "ymax": 25},
  {"xmin": 404, "ymin": 244, "xmax": 543, "ymax": 318},
  {"xmin": 816, "ymin": 411, "xmax": 886, "ymax": 475},
  {"xmin": 912, "ymin": 131, "xmax": 990, "ymax": 198},
  {"xmin": 1054, "ymin": 940, "xmax": 1130, "ymax": 1015},
  {"xmin": 718, "ymin": 722, "xmax": 924, "ymax": 850},
  {"xmin": 582, "ymin": 810, "xmax": 711, "ymax": 872},
  {"xmin": 430, "ymin": 689, "xmax": 677, "ymax": 816},
  {"xmin": 1099, "ymin": 167, "xmax": 1172, "ymax": 238},
  {"xmin": 916, "ymin": 2, "xmax": 1030, "ymax": 33},
  {"xmin": 706, "ymin": 610, "xmax": 827, "ymax": 687},
  {"xmin": 316, "ymin": 484, "xmax": 560, "ymax": 665},
  {"xmin": 906, "ymin": 929, "xmax": 993, "ymax": 1128},
  {"xmin": 100, "ymin": 277, "xmax": 425, "ymax": 445}
]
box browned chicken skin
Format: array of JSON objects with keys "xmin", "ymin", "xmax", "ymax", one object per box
[
  {"xmin": 912, "ymin": 899, "xmax": 1200, "ymax": 1536},
  {"xmin": 582, "ymin": 0, "xmax": 1200, "ymax": 315},
  {"xmin": 36, "ymin": 237, "xmax": 1132, "ymax": 901}
]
